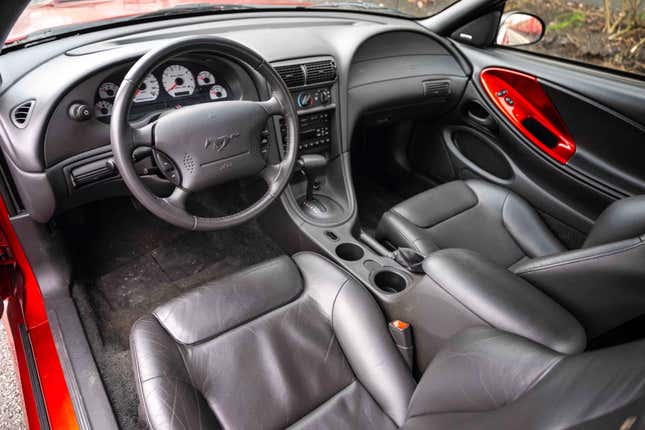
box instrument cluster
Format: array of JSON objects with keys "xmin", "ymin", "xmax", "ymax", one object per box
[{"xmin": 94, "ymin": 60, "xmax": 230, "ymax": 123}]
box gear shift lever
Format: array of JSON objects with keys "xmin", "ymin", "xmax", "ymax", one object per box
[
  {"xmin": 297, "ymin": 154, "xmax": 327, "ymax": 201},
  {"xmin": 297, "ymin": 154, "xmax": 330, "ymax": 217}
]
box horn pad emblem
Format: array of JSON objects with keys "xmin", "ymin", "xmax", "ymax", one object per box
[{"xmin": 205, "ymin": 133, "xmax": 241, "ymax": 152}]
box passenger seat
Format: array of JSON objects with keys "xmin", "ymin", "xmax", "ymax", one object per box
[
  {"xmin": 377, "ymin": 179, "xmax": 645, "ymax": 269},
  {"xmin": 376, "ymin": 180, "xmax": 565, "ymax": 268}
]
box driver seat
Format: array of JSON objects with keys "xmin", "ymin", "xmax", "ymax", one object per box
[{"xmin": 131, "ymin": 253, "xmax": 645, "ymax": 430}]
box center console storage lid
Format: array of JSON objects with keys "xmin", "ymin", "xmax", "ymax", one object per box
[{"xmin": 422, "ymin": 249, "xmax": 586, "ymax": 355}]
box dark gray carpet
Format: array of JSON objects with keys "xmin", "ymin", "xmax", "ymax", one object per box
[
  {"xmin": 354, "ymin": 174, "xmax": 430, "ymax": 236},
  {"xmin": 67, "ymin": 184, "xmax": 282, "ymax": 430}
]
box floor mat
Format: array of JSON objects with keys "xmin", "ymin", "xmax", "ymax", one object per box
[{"xmin": 68, "ymin": 192, "xmax": 282, "ymax": 429}]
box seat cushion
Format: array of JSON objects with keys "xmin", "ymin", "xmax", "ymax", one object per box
[
  {"xmin": 130, "ymin": 253, "xmax": 415, "ymax": 430},
  {"xmin": 403, "ymin": 327, "xmax": 645, "ymax": 430},
  {"xmin": 376, "ymin": 180, "xmax": 565, "ymax": 268}
]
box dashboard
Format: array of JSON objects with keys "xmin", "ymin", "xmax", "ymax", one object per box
[
  {"xmin": 0, "ymin": 12, "xmax": 468, "ymax": 223},
  {"xmin": 94, "ymin": 59, "xmax": 232, "ymax": 123}
]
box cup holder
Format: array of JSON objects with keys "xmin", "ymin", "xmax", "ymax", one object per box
[
  {"xmin": 373, "ymin": 269, "xmax": 408, "ymax": 294},
  {"xmin": 335, "ymin": 243, "xmax": 364, "ymax": 262}
]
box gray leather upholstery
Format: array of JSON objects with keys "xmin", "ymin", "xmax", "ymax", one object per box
[
  {"xmin": 376, "ymin": 180, "xmax": 565, "ymax": 268},
  {"xmin": 403, "ymin": 327, "xmax": 645, "ymax": 430},
  {"xmin": 513, "ymin": 236, "xmax": 645, "ymax": 338},
  {"xmin": 583, "ymin": 195, "xmax": 645, "ymax": 248},
  {"xmin": 131, "ymin": 253, "xmax": 414, "ymax": 430},
  {"xmin": 131, "ymin": 253, "xmax": 645, "ymax": 430},
  {"xmin": 423, "ymin": 249, "xmax": 586, "ymax": 354}
]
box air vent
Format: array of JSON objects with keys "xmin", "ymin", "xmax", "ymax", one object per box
[
  {"xmin": 11, "ymin": 100, "xmax": 35, "ymax": 129},
  {"xmin": 304, "ymin": 60, "xmax": 336, "ymax": 85},
  {"xmin": 274, "ymin": 64, "xmax": 305, "ymax": 88},
  {"xmin": 423, "ymin": 80, "xmax": 451, "ymax": 100}
]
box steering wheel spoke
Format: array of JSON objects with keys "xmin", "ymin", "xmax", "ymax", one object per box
[
  {"xmin": 257, "ymin": 96, "xmax": 284, "ymax": 117},
  {"xmin": 130, "ymin": 121, "xmax": 156, "ymax": 148},
  {"xmin": 260, "ymin": 160, "xmax": 289, "ymax": 196},
  {"xmin": 163, "ymin": 187, "xmax": 191, "ymax": 210}
]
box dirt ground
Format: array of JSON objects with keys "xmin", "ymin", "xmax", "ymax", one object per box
[{"xmin": 0, "ymin": 324, "xmax": 26, "ymax": 430}]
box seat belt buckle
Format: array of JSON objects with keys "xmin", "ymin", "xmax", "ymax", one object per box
[{"xmin": 388, "ymin": 320, "xmax": 414, "ymax": 370}]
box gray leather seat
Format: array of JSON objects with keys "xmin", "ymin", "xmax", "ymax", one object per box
[
  {"xmin": 377, "ymin": 179, "xmax": 645, "ymax": 268},
  {"xmin": 131, "ymin": 252, "xmax": 645, "ymax": 430}
]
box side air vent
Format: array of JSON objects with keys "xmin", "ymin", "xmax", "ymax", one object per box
[
  {"xmin": 274, "ymin": 64, "xmax": 305, "ymax": 88},
  {"xmin": 11, "ymin": 100, "xmax": 35, "ymax": 129},
  {"xmin": 304, "ymin": 60, "xmax": 336, "ymax": 85}
]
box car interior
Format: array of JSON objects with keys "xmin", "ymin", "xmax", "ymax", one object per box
[{"xmin": 1, "ymin": 0, "xmax": 645, "ymax": 429}]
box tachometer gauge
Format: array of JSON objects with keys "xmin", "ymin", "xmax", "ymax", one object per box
[
  {"xmin": 162, "ymin": 65, "xmax": 195, "ymax": 97},
  {"xmin": 197, "ymin": 70, "xmax": 215, "ymax": 86},
  {"xmin": 209, "ymin": 85, "xmax": 228, "ymax": 100},
  {"xmin": 133, "ymin": 74, "xmax": 160, "ymax": 103},
  {"xmin": 98, "ymin": 82, "xmax": 119, "ymax": 99},
  {"xmin": 95, "ymin": 101, "xmax": 113, "ymax": 118}
]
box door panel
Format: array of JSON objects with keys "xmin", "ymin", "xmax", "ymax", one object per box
[
  {"xmin": 443, "ymin": 42, "xmax": 645, "ymax": 235},
  {"xmin": 479, "ymin": 67, "xmax": 576, "ymax": 164}
]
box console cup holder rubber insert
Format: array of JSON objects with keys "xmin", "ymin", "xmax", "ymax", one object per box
[
  {"xmin": 372, "ymin": 269, "xmax": 408, "ymax": 294},
  {"xmin": 335, "ymin": 243, "xmax": 364, "ymax": 261}
]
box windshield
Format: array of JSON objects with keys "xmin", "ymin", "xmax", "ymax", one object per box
[{"xmin": 7, "ymin": 0, "xmax": 459, "ymax": 47}]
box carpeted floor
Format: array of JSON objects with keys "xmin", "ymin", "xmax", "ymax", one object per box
[
  {"xmin": 354, "ymin": 173, "xmax": 430, "ymax": 236},
  {"xmin": 66, "ymin": 184, "xmax": 283, "ymax": 429}
]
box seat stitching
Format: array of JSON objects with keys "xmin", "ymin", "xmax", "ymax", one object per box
[
  {"xmin": 283, "ymin": 380, "xmax": 358, "ymax": 428},
  {"xmin": 514, "ymin": 241, "xmax": 644, "ymax": 274}
]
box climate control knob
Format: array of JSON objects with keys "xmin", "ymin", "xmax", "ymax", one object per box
[{"xmin": 297, "ymin": 92, "xmax": 313, "ymax": 109}]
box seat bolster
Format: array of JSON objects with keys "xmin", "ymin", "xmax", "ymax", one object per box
[
  {"xmin": 332, "ymin": 276, "xmax": 416, "ymax": 426},
  {"xmin": 153, "ymin": 256, "xmax": 302, "ymax": 344},
  {"xmin": 423, "ymin": 249, "xmax": 586, "ymax": 354},
  {"xmin": 130, "ymin": 315, "xmax": 221, "ymax": 430},
  {"xmin": 501, "ymin": 192, "xmax": 566, "ymax": 258},
  {"xmin": 584, "ymin": 195, "xmax": 645, "ymax": 248},
  {"xmin": 376, "ymin": 211, "xmax": 438, "ymax": 255},
  {"xmin": 408, "ymin": 327, "xmax": 562, "ymax": 417}
]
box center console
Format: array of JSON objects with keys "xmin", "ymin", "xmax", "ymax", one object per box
[{"xmin": 272, "ymin": 57, "xmax": 350, "ymax": 224}]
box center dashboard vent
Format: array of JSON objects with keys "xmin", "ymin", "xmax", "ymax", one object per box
[
  {"xmin": 274, "ymin": 59, "xmax": 336, "ymax": 88},
  {"xmin": 274, "ymin": 64, "xmax": 305, "ymax": 87},
  {"xmin": 11, "ymin": 100, "xmax": 35, "ymax": 129}
]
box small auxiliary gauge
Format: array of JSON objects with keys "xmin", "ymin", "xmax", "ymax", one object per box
[
  {"xmin": 197, "ymin": 71, "xmax": 215, "ymax": 86},
  {"xmin": 209, "ymin": 85, "xmax": 227, "ymax": 100},
  {"xmin": 95, "ymin": 101, "xmax": 113, "ymax": 118},
  {"xmin": 98, "ymin": 82, "xmax": 119, "ymax": 99}
]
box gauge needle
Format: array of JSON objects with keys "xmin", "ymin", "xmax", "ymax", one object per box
[{"xmin": 168, "ymin": 83, "xmax": 177, "ymax": 92}]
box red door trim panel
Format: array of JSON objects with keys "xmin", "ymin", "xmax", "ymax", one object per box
[{"xmin": 480, "ymin": 67, "xmax": 576, "ymax": 164}]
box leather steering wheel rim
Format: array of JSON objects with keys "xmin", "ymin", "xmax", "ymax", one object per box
[{"xmin": 110, "ymin": 36, "xmax": 299, "ymax": 231}]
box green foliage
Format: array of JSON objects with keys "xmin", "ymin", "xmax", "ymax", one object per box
[{"xmin": 549, "ymin": 10, "xmax": 586, "ymax": 31}]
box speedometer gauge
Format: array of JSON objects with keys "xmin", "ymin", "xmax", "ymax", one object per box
[
  {"xmin": 98, "ymin": 82, "xmax": 119, "ymax": 99},
  {"xmin": 162, "ymin": 65, "xmax": 195, "ymax": 97},
  {"xmin": 197, "ymin": 71, "xmax": 215, "ymax": 86},
  {"xmin": 133, "ymin": 74, "xmax": 160, "ymax": 103}
]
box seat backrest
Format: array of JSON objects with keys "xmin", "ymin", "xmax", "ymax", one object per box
[{"xmin": 584, "ymin": 195, "xmax": 645, "ymax": 248}]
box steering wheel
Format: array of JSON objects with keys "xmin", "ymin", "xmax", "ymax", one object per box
[{"xmin": 110, "ymin": 36, "xmax": 299, "ymax": 231}]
